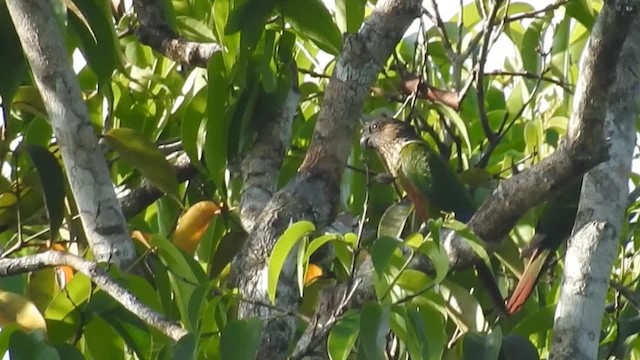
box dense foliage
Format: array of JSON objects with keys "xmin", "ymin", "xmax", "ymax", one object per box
[{"xmin": 0, "ymin": 0, "xmax": 638, "ymax": 359}]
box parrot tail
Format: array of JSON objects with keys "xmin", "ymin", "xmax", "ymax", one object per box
[
  {"xmin": 505, "ymin": 247, "xmax": 552, "ymax": 314},
  {"xmin": 475, "ymin": 262, "xmax": 507, "ymax": 316}
]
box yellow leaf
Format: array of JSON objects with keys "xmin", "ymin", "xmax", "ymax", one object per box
[
  {"xmin": 172, "ymin": 201, "xmax": 221, "ymax": 255},
  {"xmin": 0, "ymin": 290, "xmax": 47, "ymax": 332}
]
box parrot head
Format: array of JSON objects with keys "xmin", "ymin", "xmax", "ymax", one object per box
[
  {"xmin": 360, "ymin": 116, "xmax": 418, "ymax": 150},
  {"xmin": 360, "ymin": 117, "xmax": 419, "ymax": 172}
]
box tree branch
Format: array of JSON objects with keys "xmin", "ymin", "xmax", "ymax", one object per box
[
  {"xmin": 132, "ymin": 0, "xmax": 221, "ymax": 67},
  {"xmin": 231, "ymin": 1, "xmax": 422, "ymax": 358},
  {"xmin": 6, "ymin": 0, "xmax": 137, "ymax": 268},
  {"xmin": 433, "ymin": 0, "xmax": 639, "ymax": 270},
  {"xmin": 240, "ymin": 80, "xmax": 301, "ymax": 234},
  {"xmin": 552, "ymin": 7, "xmax": 640, "ymax": 358},
  {"xmin": 0, "ymin": 250, "xmax": 188, "ymax": 341}
]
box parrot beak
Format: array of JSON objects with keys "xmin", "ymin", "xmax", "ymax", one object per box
[{"xmin": 359, "ymin": 135, "xmax": 371, "ymax": 148}]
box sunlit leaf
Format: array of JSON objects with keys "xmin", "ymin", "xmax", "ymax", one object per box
[
  {"xmin": 267, "ymin": 220, "xmax": 315, "ymax": 303},
  {"xmin": 328, "ymin": 311, "xmax": 359, "ymax": 360},
  {"xmin": 371, "ymin": 236, "xmax": 402, "ymax": 277},
  {"xmin": 0, "ymin": 290, "xmax": 47, "ymax": 332},
  {"xmin": 277, "ymin": 0, "xmax": 342, "ymax": 55}
]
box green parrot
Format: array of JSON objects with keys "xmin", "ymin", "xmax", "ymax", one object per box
[
  {"xmin": 505, "ymin": 178, "xmax": 582, "ymax": 314},
  {"xmin": 360, "ymin": 116, "xmax": 506, "ymax": 313}
]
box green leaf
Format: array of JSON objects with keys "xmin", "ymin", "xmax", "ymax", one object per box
[
  {"xmin": 499, "ymin": 334, "xmax": 539, "ymax": 360},
  {"xmin": 371, "ymin": 236, "xmax": 402, "ymax": 277},
  {"xmin": 24, "ymin": 117, "xmax": 53, "ymax": 147},
  {"xmin": 512, "ymin": 304, "xmax": 555, "ymax": 337},
  {"xmin": 209, "ymin": 230, "xmax": 247, "ymax": 279},
  {"xmin": 205, "ymin": 53, "xmax": 230, "ymax": 190},
  {"xmin": 524, "ymin": 119, "xmax": 543, "ymax": 157},
  {"xmin": 227, "ymin": 0, "xmax": 277, "ymax": 56},
  {"xmin": 359, "ymin": 303, "xmax": 389, "ymax": 360},
  {"xmin": 0, "ymin": 3, "xmax": 27, "ymax": 113},
  {"xmin": 85, "ymin": 316, "xmax": 125, "ymax": 360},
  {"xmin": 26, "ymin": 145, "xmax": 65, "ymax": 241},
  {"xmin": 220, "ymin": 318, "xmax": 262, "ymax": 360},
  {"xmin": 150, "ymin": 234, "xmax": 206, "ymax": 331},
  {"xmin": 267, "ymin": 220, "xmax": 315, "ymax": 303},
  {"xmin": 444, "ymin": 220, "xmax": 492, "ymax": 271},
  {"xmin": 9, "ymin": 329, "xmax": 59, "ymax": 360},
  {"xmin": 419, "ymin": 241, "xmax": 449, "ymax": 284},
  {"xmin": 303, "ymin": 233, "xmax": 341, "ymax": 264},
  {"xmin": 11, "ymin": 86, "xmax": 47, "ymax": 118},
  {"xmin": 277, "ymin": 31, "xmax": 297, "ymax": 63},
  {"xmin": 181, "ymin": 87, "xmax": 208, "ymax": 174},
  {"xmin": 440, "ymin": 281, "xmax": 486, "ymax": 333},
  {"xmin": 335, "ymin": 0, "xmax": 365, "ymax": 34},
  {"xmin": 462, "ymin": 328, "xmax": 502, "ymax": 360},
  {"xmin": 436, "ymin": 104, "xmax": 472, "ymax": 157},
  {"xmin": 53, "ymin": 343, "xmax": 84, "ymax": 360},
  {"xmin": 261, "ymin": 30, "xmax": 277, "ymax": 93},
  {"xmin": 521, "ymin": 18, "xmax": 545, "ymax": 74},
  {"xmin": 277, "ymin": 0, "xmax": 343, "ymax": 55},
  {"xmin": 67, "ymin": 0, "xmax": 119, "ymax": 89},
  {"xmin": 378, "ymin": 202, "xmax": 412, "ymax": 238},
  {"xmin": 327, "ymin": 312, "xmax": 359, "ymax": 360},
  {"xmin": 45, "ymin": 273, "xmax": 92, "ymax": 343},
  {"xmin": 565, "ymin": 0, "xmax": 594, "ymax": 29},
  {"xmin": 104, "ymin": 128, "xmax": 179, "ymax": 202},
  {"xmin": 99, "ymin": 307, "xmax": 152, "ymax": 360},
  {"xmin": 176, "ymin": 16, "xmax": 216, "ymax": 42},
  {"xmin": 171, "ymin": 333, "xmax": 196, "ymax": 360}
]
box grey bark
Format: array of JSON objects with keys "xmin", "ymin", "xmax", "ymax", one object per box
[
  {"xmin": 551, "ymin": 11, "xmax": 640, "ymax": 360},
  {"xmin": 232, "ymin": 1, "xmax": 422, "ymax": 358},
  {"xmin": 5, "ymin": 0, "xmax": 137, "ymax": 268},
  {"xmin": 132, "ymin": 0, "xmax": 221, "ymax": 67}
]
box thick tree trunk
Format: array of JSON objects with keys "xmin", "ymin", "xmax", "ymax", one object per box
[
  {"xmin": 233, "ymin": 1, "xmax": 422, "ymax": 358},
  {"xmin": 5, "ymin": 0, "xmax": 136, "ymax": 268},
  {"xmin": 551, "ymin": 15, "xmax": 640, "ymax": 360}
]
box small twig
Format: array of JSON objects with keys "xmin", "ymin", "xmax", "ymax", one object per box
[
  {"xmin": 475, "ymin": 0, "xmax": 503, "ymax": 142},
  {"xmin": 486, "ymin": 70, "xmax": 573, "ymax": 92},
  {"xmin": 611, "ymin": 279, "xmax": 640, "ymax": 311},
  {"xmin": 425, "ymin": 1, "xmax": 454, "ymax": 59},
  {"xmin": 298, "ymin": 68, "xmax": 331, "ymax": 79},
  {"xmin": 504, "ymin": 0, "xmax": 570, "ymax": 24}
]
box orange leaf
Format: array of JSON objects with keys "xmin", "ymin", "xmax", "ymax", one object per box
[
  {"xmin": 304, "ymin": 264, "xmax": 324, "ymax": 286},
  {"xmin": 172, "ymin": 201, "xmax": 221, "ymax": 255}
]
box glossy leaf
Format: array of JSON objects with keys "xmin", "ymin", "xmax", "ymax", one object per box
[
  {"xmin": 335, "ymin": 0, "xmax": 365, "ymax": 34},
  {"xmin": 327, "ymin": 311, "xmax": 359, "ymax": 360},
  {"xmin": 277, "ymin": 0, "xmax": 342, "ymax": 55},
  {"xmin": 378, "ymin": 202, "xmax": 412, "ymax": 238},
  {"xmin": 267, "ymin": 220, "xmax": 315, "ymax": 303},
  {"xmin": 371, "ymin": 236, "xmax": 402, "ymax": 277}
]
